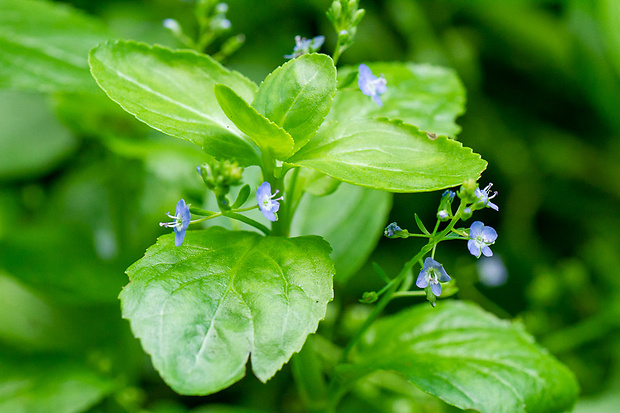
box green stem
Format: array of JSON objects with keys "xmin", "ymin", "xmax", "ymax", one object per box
[
  {"xmin": 222, "ymin": 211, "xmax": 270, "ymax": 235},
  {"xmin": 392, "ymin": 290, "xmax": 427, "ymax": 298},
  {"xmin": 338, "ymin": 245, "xmax": 431, "ymax": 364},
  {"xmin": 332, "ymin": 45, "xmax": 342, "ymax": 66},
  {"xmin": 234, "ymin": 205, "xmax": 258, "ymax": 213}
]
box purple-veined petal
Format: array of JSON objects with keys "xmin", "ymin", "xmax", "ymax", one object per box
[{"xmin": 430, "ymin": 282, "xmax": 442, "ymax": 297}]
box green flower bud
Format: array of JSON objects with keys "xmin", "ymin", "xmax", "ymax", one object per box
[
  {"xmin": 458, "ymin": 178, "xmax": 478, "ymax": 203},
  {"xmin": 360, "ymin": 291, "xmax": 378, "ymax": 303},
  {"xmin": 331, "ymin": 1, "xmax": 342, "ymax": 19},
  {"xmin": 352, "ymin": 9, "xmax": 365, "ymax": 26}
]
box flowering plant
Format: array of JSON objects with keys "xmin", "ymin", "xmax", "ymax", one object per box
[
  {"xmin": 0, "ymin": 0, "xmax": 581, "ymax": 411},
  {"xmin": 86, "ymin": 0, "xmax": 578, "ymax": 410}
]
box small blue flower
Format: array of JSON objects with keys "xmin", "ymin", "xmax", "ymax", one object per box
[
  {"xmin": 160, "ymin": 199, "xmax": 191, "ymax": 247},
  {"xmin": 257, "ymin": 182, "xmax": 283, "ymax": 222},
  {"xmin": 468, "ymin": 221, "xmax": 498, "ymax": 258},
  {"xmin": 384, "ymin": 222, "xmax": 402, "ymax": 237},
  {"xmin": 474, "ymin": 183, "xmax": 499, "ymax": 211},
  {"xmin": 284, "ymin": 35, "xmax": 325, "ymax": 59},
  {"xmin": 416, "ymin": 257, "xmax": 451, "ymax": 297},
  {"xmin": 358, "ymin": 63, "xmax": 387, "ymax": 106}
]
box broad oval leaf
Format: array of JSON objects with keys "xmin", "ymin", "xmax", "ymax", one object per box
[
  {"xmin": 214, "ymin": 84, "xmax": 294, "ymax": 159},
  {"xmin": 338, "ymin": 301, "xmax": 579, "ymax": 413},
  {"xmin": 288, "ymin": 119, "xmax": 487, "ymax": 193},
  {"xmin": 0, "ymin": 0, "xmax": 108, "ymax": 92},
  {"xmin": 291, "ymin": 182, "xmax": 391, "ymax": 283},
  {"xmin": 252, "ymin": 53, "xmax": 337, "ymax": 153},
  {"xmin": 328, "ymin": 63, "xmax": 465, "ymax": 137},
  {"xmin": 89, "ymin": 40, "xmax": 260, "ymax": 166},
  {"xmin": 121, "ymin": 227, "xmax": 334, "ymax": 395}
]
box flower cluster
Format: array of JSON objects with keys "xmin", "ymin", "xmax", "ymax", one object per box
[{"xmin": 379, "ymin": 181, "xmax": 500, "ymax": 306}]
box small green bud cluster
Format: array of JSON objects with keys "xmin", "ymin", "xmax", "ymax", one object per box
[
  {"xmin": 326, "ymin": 0, "xmax": 365, "ymax": 63},
  {"xmin": 198, "ymin": 159, "xmax": 243, "ymax": 209}
]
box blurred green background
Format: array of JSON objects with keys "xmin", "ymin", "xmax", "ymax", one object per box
[{"xmin": 1, "ymin": 0, "xmax": 620, "ymax": 411}]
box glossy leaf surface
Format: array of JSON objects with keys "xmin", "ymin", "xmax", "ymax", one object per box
[
  {"xmin": 214, "ymin": 84, "xmax": 294, "ymax": 159},
  {"xmin": 121, "ymin": 227, "xmax": 334, "ymax": 395},
  {"xmin": 328, "ymin": 63, "xmax": 465, "ymax": 137},
  {"xmin": 252, "ymin": 53, "xmax": 337, "ymax": 152},
  {"xmin": 289, "ymin": 119, "xmax": 486, "ymax": 192},
  {"xmin": 89, "ymin": 41, "xmax": 260, "ymax": 166},
  {"xmin": 339, "ymin": 301, "xmax": 579, "ymax": 413}
]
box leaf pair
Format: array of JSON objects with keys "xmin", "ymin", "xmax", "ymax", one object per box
[
  {"xmin": 89, "ymin": 41, "xmax": 488, "ymax": 192},
  {"xmin": 89, "ymin": 41, "xmax": 337, "ymax": 166},
  {"xmin": 213, "ymin": 50, "xmax": 337, "ymax": 160}
]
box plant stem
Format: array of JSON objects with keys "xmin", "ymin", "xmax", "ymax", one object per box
[
  {"xmin": 338, "ymin": 245, "xmax": 431, "ymax": 364},
  {"xmin": 222, "ymin": 211, "xmax": 270, "ymax": 235}
]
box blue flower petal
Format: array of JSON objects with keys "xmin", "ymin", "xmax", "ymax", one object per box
[
  {"xmin": 416, "ymin": 270, "xmax": 429, "ymax": 288},
  {"xmin": 481, "ymin": 226, "xmax": 498, "ymax": 242},
  {"xmin": 437, "ymin": 266, "xmax": 451, "ymax": 282},
  {"xmin": 430, "ymin": 282, "xmax": 442, "ymax": 297},
  {"xmin": 469, "ymin": 221, "xmax": 484, "ymax": 237},
  {"xmin": 468, "ymin": 239, "xmax": 481, "ymax": 257},
  {"xmin": 481, "ymin": 245, "xmax": 493, "ymax": 257}
]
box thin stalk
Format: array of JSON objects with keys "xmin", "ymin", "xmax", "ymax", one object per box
[
  {"xmin": 338, "ymin": 245, "xmax": 431, "ymax": 364},
  {"xmin": 223, "ymin": 211, "xmax": 270, "ymax": 235}
]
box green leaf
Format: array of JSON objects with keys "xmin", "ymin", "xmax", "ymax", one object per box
[
  {"xmin": 121, "ymin": 227, "xmax": 334, "ymax": 395},
  {"xmin": 0, "ymin": 91, "xmax": 77, "ymax": 181},
  {"xmin": 289, "ymin": 119, "xmax": 487, "ymax": 193},
  {"xmin": 338, "ymin": 301, "xmax": 579, "ymax": 413},
  {"xmin": 252, "ymin": 54, "xmax": 337, "ymax": 152},
  {"xmin": 89, "ymin": 40, "xmax": 260, "ymax": 166},
  {"xmin": 328, "ymin": 63, "xmax": 465, "ymax": 137},
  {"xmin": 0, "ymin": 352, "xmax": 116, "ymax": 413},
  {"xmin": 291, "ymin": 183, "xmax": 391, "ymax": 282},
  {"xmin": 214, "ymin": 84, "xmax": 294, "ymax": 159},
  {"xmin": 0, "ymin": 0, "xmax": 109, "ymax": 92}
]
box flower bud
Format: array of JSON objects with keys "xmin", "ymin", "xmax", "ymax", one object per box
[
  {"xmin": 352, "ymin": 9, "xmax": 365, "ymax": 26},
  {"xmin": 330, "ymin": 1, "xmax": 342, "ymax": 19},
  {"xmin": 458, "ymin": 178, "xmax": 478, "ymax": 203},
  {"xmin": 360, "ymin": 291, "xmax": 378, "ymax": 303},
  {"xmin": 347, "ymin": 0, "xmax": 358, "ymax": 14}
]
